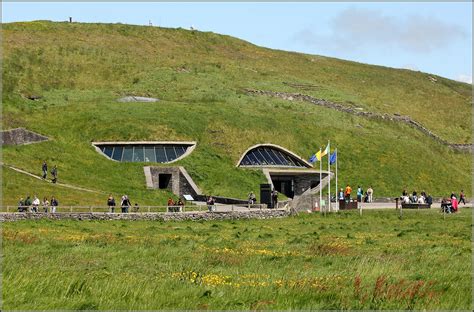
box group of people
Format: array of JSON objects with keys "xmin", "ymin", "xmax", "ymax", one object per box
[
  {"xmin": 441, "ymin": 190, "xmax": 466, "ymax": 213},
  {"xmin": 400, "ymin": 189, "xmax": 433, "ymax": 206},
  {"xmin": 42, "ymin": 161, "xmax": 58, "ymax": 184},
  {"xmin": 339, "ymin": 185, "xmax": 374, "ymax": 203},
  {"xmin": 167, "ymin": 197, "xmax": 185, "ymax": 212},
  {"xmin": 18, "ymin": 195, "xmax": 59, "ymax": 213},
  {"xmin": 107, "ymin": 194, "xmax": 138, "ymax": 213}
]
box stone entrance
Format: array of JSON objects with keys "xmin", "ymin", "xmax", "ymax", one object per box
[{"xmin": 143, "ymin": 166, "xmax": 202, "ymax": 197}]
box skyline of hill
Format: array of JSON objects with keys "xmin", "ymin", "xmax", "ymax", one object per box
[{"xmin": 2, "ymin": 21, "xmax": 472, "ymax": 205}]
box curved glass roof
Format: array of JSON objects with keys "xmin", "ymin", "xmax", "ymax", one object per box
[
  {"xmin": 239, "ymin": 146, "xmax": 308, "ymax": 168},
  {"xmin": 94, "ymin": 142, "xmax": 195, "ymax": 163}
]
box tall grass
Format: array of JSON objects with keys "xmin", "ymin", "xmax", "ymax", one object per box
[{"xmin": 2, "ymin": 209, "xmax": 471, "ymax": 309}]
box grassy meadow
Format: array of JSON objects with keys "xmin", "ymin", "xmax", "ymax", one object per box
[
  {"xmin": 2, "ymin": 209, "xmax": 472, "ymax": 310},
  {"xmin": 1, "ymin": 21, "xmax": 472, "ymax": 205}
]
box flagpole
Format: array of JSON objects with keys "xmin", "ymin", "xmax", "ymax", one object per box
[
  {"xmin": 319, "ymin": 147, "xmax": 322, "ymax": 213},
  {"xmin": 335, "ymin": 148, "xmax": 338, "ymax": 212},
  {"xmin": 327, "ymin": 140, "xmax": 331, "ymax": 213}
]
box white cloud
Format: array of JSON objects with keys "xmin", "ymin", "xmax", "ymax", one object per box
[
  {"xmin": 456, "ymin": 74, "xmax": 472, "ymax": 84},
  {"xmin": 294, "ymin": 7, "xmax": 467, "ymax": 54}
]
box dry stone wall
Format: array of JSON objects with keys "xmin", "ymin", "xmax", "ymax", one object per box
[
  {"xmin": 0, "ymin": 210, "xmax": 292, "ymax": 222},
  {"xmin": 246, "ymin": 89, "xmax": 472, "ymax": 153}
]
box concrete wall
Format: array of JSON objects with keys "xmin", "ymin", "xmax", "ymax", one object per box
[
  {"xmin": 145, "ymin": 166, "xmax": 202, "ymax": 198},
  {"xmin": 0, "ymin": 210, "xmax": 291, "ymax": 222},
  {"xmin": 1, "ymin": 128, "xmax": 48, "ymax": 146}
]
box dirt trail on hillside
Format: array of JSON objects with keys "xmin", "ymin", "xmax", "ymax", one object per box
[{"xmin": 2, "ymin": 163, "xmax": 104, "ymax": 194}]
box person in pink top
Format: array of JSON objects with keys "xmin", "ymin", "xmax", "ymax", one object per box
[{"xmin": 451, "ymin": 196, "xmax": 459, "ymax": 212}]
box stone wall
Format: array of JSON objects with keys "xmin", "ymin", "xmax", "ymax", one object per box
[
  {"xmin": 1, "ymin": 128, "xmax": 49, "ymax": 146},
  {"xmin": 0, "ymin": 210, "xmax": 292, "ymax": 222},
  {"xmin": 246, "ymin": 89, "xmax": 472, "ymax": 153}
]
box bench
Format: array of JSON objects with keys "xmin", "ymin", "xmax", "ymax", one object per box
[
  {"xmin": 339, "ymin": 200, "xmax": 358, "ymax": 210},
  {"xmin": 401, "ymin": 203, "xmax": 431, "ymax": 209}
]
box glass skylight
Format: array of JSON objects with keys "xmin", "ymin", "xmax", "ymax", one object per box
[
  {"xmin": 239, "ymin": 146, "xmax": 307, "ymax": 167},
  {"xmin": 94, "ymin": 143, "xmax": 194, "ymax": 163}
]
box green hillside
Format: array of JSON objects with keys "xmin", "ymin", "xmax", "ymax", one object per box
[{"xmin": 2, "ymin": 21, "xmax": 472, "ymax": 205}]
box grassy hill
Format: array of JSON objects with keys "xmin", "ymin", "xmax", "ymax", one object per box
[{"xmin": 2, "ymin": 21, "xmax": 472, "ymax": 205}]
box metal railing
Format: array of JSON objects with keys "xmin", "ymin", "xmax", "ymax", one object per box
[{"xmin": 0, "ymin": 203, "xmax": 273, "ymax": 214}]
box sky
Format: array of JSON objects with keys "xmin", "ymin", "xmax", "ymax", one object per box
[{"xmin": 2, "ymin": 2, "xmax": 472, "ymax": 84}]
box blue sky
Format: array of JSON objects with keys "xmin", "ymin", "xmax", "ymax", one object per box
[{"xmin": 2, "ymin": 2, "xmax": 472, "ymax": 83}]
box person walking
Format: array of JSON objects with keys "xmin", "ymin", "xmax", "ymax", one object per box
[
  {"xmin": 121, "ymin": 195, "xmax": 130, "ymax": 213},
  {"xmin": 338, "ymin": 188, "xmax": 344, "ymax": 201},
  {"xmin": 271, "ymin": 188, "xmax": 278, "ymax": 209},
  {"xmin": 24, "ymin": 195, "xmax": 32, "ymax": 211},
  {"xmin": 367, "ymin": 186, "xmax": 373, "ymax": 203},
  {"xmin": 357, "ymin": 186, "xmax": 363, "ymax": 203},
  {"xmin": 107, "ymin": 194, "xmax": 116, "ymax": 213},
  {"xmin": 459, "ymin": 190, "xmax": 466, "ymax": 205},
  {"xmin": 207, "ymin": 196, "xmax": 215, "ymax": 212},
  {"xmin": 167, "ymin": 197, "xmax": 176, "ymax": 212},
  {"xmin": 51, "ymin": 165, "xmax": 58, "ymax": 183},
  {"xmin": 344, "ymin": 185, "xmax": 352, "ymax": 202},
  {"xmin": 32, "ymin": 195, "xmax": 40, "ymax": 212},
  {"xmin": 17, "ymin": 198, "xmax": 26, "ymax": 212},
  {"xmin": 42, "ymin": 197, "xmax": 50, "ymax": 213},
  {"xmin": 42, "ymin": 161, "xmax": 48, "ymax": 179},
  {"xmin": 50, "ymin": 196, "xmax": 58, "ymax": 213}
]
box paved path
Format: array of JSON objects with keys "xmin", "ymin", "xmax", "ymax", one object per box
[{"xmin": 331, "ymin": 202, "xmax": 472, "ymax": 210}]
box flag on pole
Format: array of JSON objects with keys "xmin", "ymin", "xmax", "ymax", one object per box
[
  {"xmin": 329, "ymin": 150, "xmax": 337, "ymax": 165},
  {"xmin": 309, "ymin": 154, "xmax": 317, "ymax": 163},
  {"xmin": 315, "ymin": 150, "xmax": 322, "ymax": 161},
  {"xmin": 321, "ymin": 142, "xmax": 330, "ymax": 158},
  {"xmin": 327, "ymin": 141, "xmax": 331, "ymax": 213}
]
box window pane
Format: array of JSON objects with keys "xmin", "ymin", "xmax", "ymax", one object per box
[
  {"xmin": 133, "ymin": 146, "xmax": 145, "ymax": 162},
  {"xmin": 261, "ymin": 148, "xmax": 277, "ymax": 165},
  {"xmin": 246, "ymin": 151, "xmax": 259, "ymax": 165},
  {"xmin": 155, "ymin": 146, "xmax": 167, "ymax": 163},
  {"xmin": 144, "ymin": 146, "xmax": 156, "ymax": 162},
  {"xmin": 122, "ymin": 146, "xmax": 134, "ymax": 162},
  {"xmin": 241, "ymin": 155, "xmax": 252, "ymax": 166},
  {"xmin": 165, "ymin": 146, "xmax": 177, "ymax": 161},
  {"xmin": 103, "ymin": 146, "xmax": 114, "ymax": 158},
  {"xmin": 111, "ymin": 146, "xmax": 123, "ymax": 161},
  {"xmin": 175, "ymin": 146, "xmax": 186, "ymax": 158},
  {"xmin": 256, "ymin": 149, "xmax": 269, "ymax": 165},
  {"xmin": 269, "ymin": 149, "xmax": 285, "ymax": 165}
]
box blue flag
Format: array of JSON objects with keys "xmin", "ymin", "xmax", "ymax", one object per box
[
  {"xmin": 309, "ymin": 154, "xmax": 316, "ymax": 163},
  {"xmin": 329, "ymin": 150, "xmax": 337, "ymax": 165}
]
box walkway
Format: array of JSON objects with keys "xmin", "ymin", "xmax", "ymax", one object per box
[{"xmin": 2, "ymin": 162, "xmax": 104, "ymax": 194}]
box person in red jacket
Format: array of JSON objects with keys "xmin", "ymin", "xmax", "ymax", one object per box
[{"xmin": 451, "ymin": 196, "xmax": 459, "ymax": 212}]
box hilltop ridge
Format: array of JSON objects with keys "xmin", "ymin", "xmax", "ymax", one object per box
[{"xmin": 2, "ymin": 21, "xmax": 472, "ymax": 204}]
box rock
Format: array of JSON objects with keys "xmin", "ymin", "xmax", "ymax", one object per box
[
  {"xmin": 25, "ymin": 94, "xmax": 42, "ymax": 101},
  {"xmin": 117, "ymin": 96, "xmax": 159, "ymax": 103}
]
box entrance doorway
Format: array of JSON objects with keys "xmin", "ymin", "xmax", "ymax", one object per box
[
  {"xmin": 158, "ymin": 174, "xmax": 172, "ymax": 189},
  {"xmin": 271, "ymin": 176, "xmax": 294, "ymax": 198}
]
